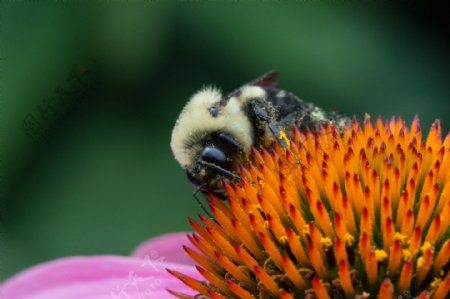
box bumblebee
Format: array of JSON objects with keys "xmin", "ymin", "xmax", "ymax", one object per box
[{"xmin": 171, "ymin": 71, "xmax": 349, "ymax": 197}]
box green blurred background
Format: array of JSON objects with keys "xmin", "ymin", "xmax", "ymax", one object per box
[{"xmin": 1, "ymin": 3, "xmax": 450, "ymax": 280}]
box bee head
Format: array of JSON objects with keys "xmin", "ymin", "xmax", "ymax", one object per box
[{"xmin": 171, "ymin": 87, "xmax": 254, "ymax": 193}]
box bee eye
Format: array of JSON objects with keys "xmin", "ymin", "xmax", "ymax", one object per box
[
  {"xmin": 201, "ymin": 147, "xmax": 226, "ymax": 165},
  {"xmin": 209, "ymin": 106, "xmax": 219, "ymax": 117}
]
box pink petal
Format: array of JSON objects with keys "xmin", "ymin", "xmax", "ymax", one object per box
[
  {"xmin": 0, "ymin": 255, "xmax": 200, "ymax": 299},
  {"xmin": 132, "ymin": 232, "xmax": 195, "ymax": 266}
]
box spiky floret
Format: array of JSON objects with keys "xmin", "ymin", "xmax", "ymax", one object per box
[{"xmin": 170, "ymin": 116, "xmax": 450, "ymax": 299}]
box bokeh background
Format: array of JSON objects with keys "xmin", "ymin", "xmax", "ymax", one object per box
[{"xmin": 1, "ymin": 3, "xmax": 450, "ymax": 280}]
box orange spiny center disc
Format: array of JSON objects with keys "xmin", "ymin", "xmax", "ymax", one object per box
[{"xmin": 171, "ymin": 116, "xmax": 450, "ymax": 299}]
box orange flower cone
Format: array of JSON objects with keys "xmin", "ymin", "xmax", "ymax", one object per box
[{"xmin": 171, "ymin": 115, "xmax": 450, "ymax": 298}]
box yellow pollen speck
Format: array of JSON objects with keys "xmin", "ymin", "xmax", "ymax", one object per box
[
  {"xmin": 402, "ymin": 249, "xmax": 412, "ymax": 261},
  {"xmin": 417, "ymin": 257, "xmax": 424, "ymax": 268},
  {"xmin": 302, "ymin": 225, "xmax": 310, "ymax": 236},
  {"xmin": 279, "ymin": 130, "xmax": 290, "ymax": 149},
  {"xmin": 258, "ymin": 180, "xmax": 265, "ymax": 187},
  {"xmin": 431, "ymin": 278, "xmax": 441, "ymax": 288},
  {"xmin": 264, "ymin": 221, "xmax": 269, "ymax": 229},
  {"xmin": 321, "ymin": 237, "xmax": 333, "ymax": 249},
  {"xmin": 280, "ymin": 236, "xmax": 288, "ymax": 245},
  {"xmin": 420, "ymin": 241, "xmax": 433, "ymax": 253},
  {"xmin": 394, "ymin": 233, "xmax": 407, "ymax": 244},
  {"xmin": 344, "ymin": 233, "xmax": 355, "ymax": 246},
  {"xmin": 375, "ymin": 249, "xmax": 388, "ymax": 261}
]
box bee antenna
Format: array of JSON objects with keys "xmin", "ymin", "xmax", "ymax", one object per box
[
  {"xmin": 198, "ymin": 160, "xmax": 241, "ymax": 181},
  {"xmin": 192, "ymin": 184, "xmax": 215, "ymax": 219}
]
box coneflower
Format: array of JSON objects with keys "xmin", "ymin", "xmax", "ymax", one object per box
[{"xmin": 170, "ymin": 116, "xmax": 449, "ymax": 299}]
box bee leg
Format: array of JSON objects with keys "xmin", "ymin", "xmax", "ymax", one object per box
[
  {"xmin": 247, "ymin": 99, "xmax": 288, "ymax": 148},
  {"xmin": 192, "ymin": 184, "xmax": 215, "ymax": 219},
  {"xmin": 248, "ymin": 99, "xmax": 271, "ymax": 122},
  {"xmin": 218, "ymin": 133, "xmax": 242, "ymax": 151},
  {"xmin": 268, "ymin": 123, "xmax": 288, "ymax": 148}
]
